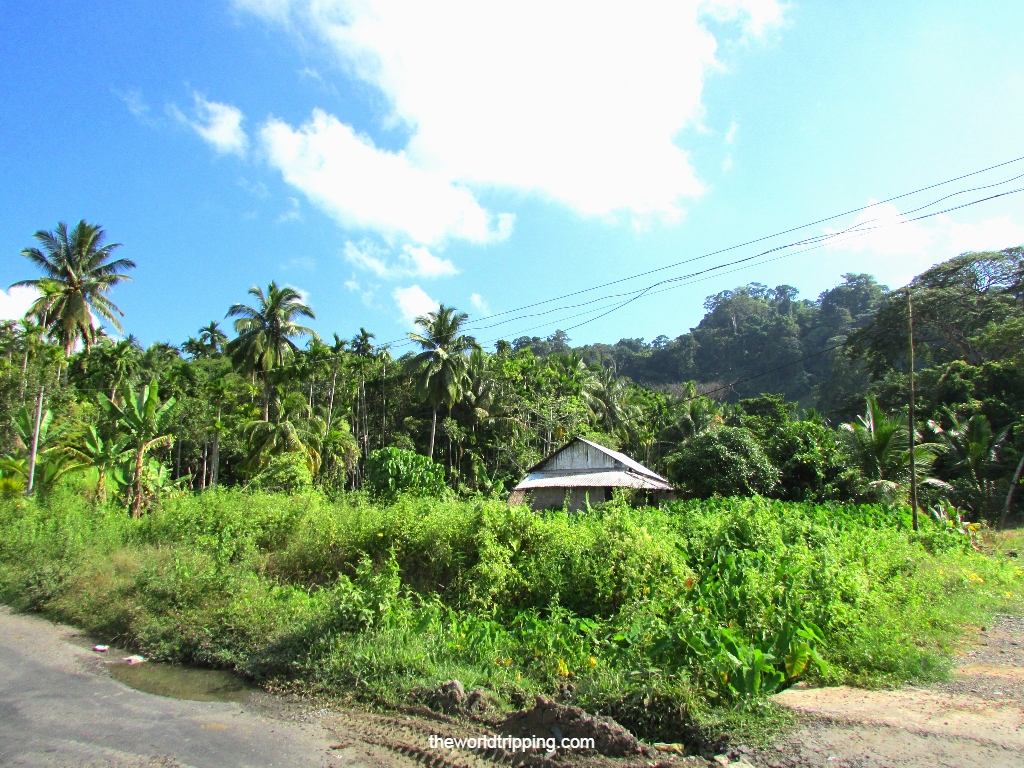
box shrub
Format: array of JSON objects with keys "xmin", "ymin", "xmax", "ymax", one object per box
[
  {"xmin": 365, "ymin": 447, "xmax": 446, "ymax": 500},
  {"xmin": 249, "ymin": 453, "xmax": 312, "ymax": 494},
  {"xmin": 667, "ymin": 426, "xmax": 780, "ymax": 497},
  {"xmin": 1, "ymin": 489, "xmax": 1021, "ymax": 746}
]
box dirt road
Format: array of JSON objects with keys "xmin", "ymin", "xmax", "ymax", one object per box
[
  {"xmin": 3, "ymin": 603, "xmax": 1023, "ymax": 768},
  {"xmin": 753, "ymin": 615, "xmax": 1024, "ymax": 768}
]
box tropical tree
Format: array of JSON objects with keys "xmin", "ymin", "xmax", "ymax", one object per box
[
  {"xmin": 226, "ymin": 282, "xmax": 316, "ymax": 421},
  {"xmin": 13, "ymin": 221, "xmax": 136, "ymax": 356},
  {"xmin": 407, "ymin": 305, "xmax": 480, "ymax": 459},
  {"xmin": 99, "ymin": 381, "xmax": 177, "ymax": 517},
  {"xmin": 71, "ymin": 426, "xmax": 131, "ymax": 503},
  {"xmin": 198, "ymin": 321, "xmax": 228, "ymax": 355},
  {"xmin": 930, "ymin": 409, "xmax": 1008, "ymax": 514},
  {"xmin": 241, "ymin": 392, "xmax": 323, "ymax": 474},
  {"xmin": 840, "ymin": 395, "xmax": 943, "ymax": 502}
]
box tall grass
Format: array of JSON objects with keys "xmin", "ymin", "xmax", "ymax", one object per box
[{"xmin": 0, "ymin": 486, "xmax": 1021, "ymax": 743}]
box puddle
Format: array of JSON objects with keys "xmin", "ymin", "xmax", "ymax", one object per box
[{"xmin": 107, "ymin": 661, "xmax": 255, "ymax": 703}]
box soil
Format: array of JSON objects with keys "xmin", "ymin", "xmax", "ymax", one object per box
[
  {"xmin": 5, "ymin": 604, "xmax": 1024, "ymax": 768},
  {"xmin": 747, "ymin": 614, "xmax": 1024, "ymax": 768}
]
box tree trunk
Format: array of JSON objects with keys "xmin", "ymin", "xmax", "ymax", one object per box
[
  {"xmin": 327, "ymin": 368, "xmax": 337, "ymax": 426},
  {"xmin": 200, "ymin": 438, "xmax": 208, "ymax": 491},
  {"xmin": 131, "ymin": 446, "xmax": 146, "ymax": 518},
  {"xmin": 1000, "ymin": 451, "xmax": 1024, "ymax": 530},
  {"xmin": 262, "ymin": 374, "xmax": 271, "ymax": 422},
  {"xmin": 429, "ymin": 403, "xmax": 438, "ymax": 459},
  {"xmin": 211, "ymin": 407, "xmax": 221, "ymax": 487}
]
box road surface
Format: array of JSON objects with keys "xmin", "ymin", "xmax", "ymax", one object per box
[{"xmin": 0, "ymin": 605, "xmax": 345, "ymax": 768}]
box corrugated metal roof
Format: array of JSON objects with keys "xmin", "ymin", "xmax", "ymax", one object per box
[
  {"xmin": 524, "ymin": 437, "xmax": 671, "ymax": 484},
  {"xmin": 576, "ymin": 438, "xmax": 668, "ymax": 482},
  {"xmin": 514, "ymin": 469, "xmax": 675, "ymax": 491}
]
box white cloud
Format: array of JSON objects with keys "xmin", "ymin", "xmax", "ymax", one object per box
[
  {"xmin": 238, "ymin": 177, "xmax": 269, "ymax": 198},
  {"xmin": 946, "ymin": 216, "xmax": 1024, "ymax": 255},
  {"xmin": 0, "ymin": 286, "xmax": 38, "ymax": 320},
  {"xmin": 114, "ymin": 88, "xmax": 151, "ymax": 119},
  {"xmin": 724, "ymin": 122, "xmax": 739, "ymax": 145},
  {"xmin": 394, "ymin": 284, "xmax": 438, "ymax": 323},
  {"xmin": 344, "ymin": 276, "xmax": 376, "ymax": 306},
  {"xmin": 262, "ymin": 110, "xmax": 511, "ymax": 244},
  {"xmin": 172, "ymin": 93, "xmax": 249, "ymax": 156},
  {"xmin": 239, "ymin": 0, "xmax": 784, "ymax": 223},
  {"xmin": 344, "ymin": 240, "xmax": 458, "ymax": 278},
  {"xmin": 823, "ymin": 200, "xmax": 1024, "ymax": 286},
  {"xmin": 470, "ymin": 293, "xmax": 489, "ymax": 314},
  {"xmin": 826, "ymin": 200, "xmax": 934, "ymax": 257},
  {"xmin": 277, "ymin": 196, "xmax": 302, "ymax": 223}
]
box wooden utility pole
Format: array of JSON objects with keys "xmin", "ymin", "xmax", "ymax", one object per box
[
  {"xmin": 907, "ymin": 291, "xmax": 919, "ymax": 531},
  {"xmin": 26, "ymin": 386, "xmax": 44, "ymax": 496}
]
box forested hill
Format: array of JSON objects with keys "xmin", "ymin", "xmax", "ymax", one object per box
[{"xmin": 515, "ymin": 247, "xmax": 1024, "ymax": 418}]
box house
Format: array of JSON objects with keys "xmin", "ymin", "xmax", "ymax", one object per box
[{"xmin": 508, "ymin": 437, "xmax": 677, "ymax": 511}]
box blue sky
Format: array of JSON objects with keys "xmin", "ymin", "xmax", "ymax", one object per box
[{"xmin": 2, "ymin": 1, "xmax": 1023, "ymax": 352}]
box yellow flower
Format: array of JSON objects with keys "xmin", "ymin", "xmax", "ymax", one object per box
[
  {"xmin": 377, "ymin": 532, "xmax": 384, "ymax": 537},
  {"xmin": 557, "ymin": 659, "xmax": 570, "ymax": 677},
  {"xmin": 1005, "ymin": 592, "xmax": 1014, "ymax": 598},
  {"xmin": 588, "ymin": 656, "xmax": 598, "ymax": 667}
]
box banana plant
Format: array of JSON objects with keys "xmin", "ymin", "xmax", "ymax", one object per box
[
  {"xmin": 97, "ymin": 380, "xmax": 176, "ymax": 517},
  {"xmin": 71, "ymin": 425, "xmax": 132, "ymax": 503}
]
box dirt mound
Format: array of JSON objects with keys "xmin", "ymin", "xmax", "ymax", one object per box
[
  {"xmin": 419, "ymin": 679, "xmax": 497, "ymax": 715},
  {"xmin": 500, "ymin": 695, "xmax": 642, "ymax": 757}
]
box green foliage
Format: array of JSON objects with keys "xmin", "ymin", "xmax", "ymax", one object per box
[
  {"xmin": 365, "ymin": 447, "xmax": 447, "ymax": 500},
  {"xmin": 0, "ymin": 490, "xmax": 1020, "ymax": 744},
  {"xmin": 249, "ymin": 453, "xmax": 313, "ymax": 494},
  {"xmin": 667, "ymin": 426, "xmax": 780, "ymax": 498}
]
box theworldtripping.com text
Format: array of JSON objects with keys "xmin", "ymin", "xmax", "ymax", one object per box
[{"xmin": 427, "ymin": 734, "xmax": 595, "ymax": 752}]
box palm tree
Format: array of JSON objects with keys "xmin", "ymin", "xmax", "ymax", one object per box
[
  {"xmin": 242, "ymin": 392, "xmax": 323, "ymax": 474},
  {"xmin": 226, "ymin": 282, "xmax": 316, "ymax": 421},
  {"xmin": 840, "ymin": 395, "xmax": 944, "ymax": 503},
  {"xmin": 198, "ymin": 321, "xmax": 228, "ymax": 355},
  {"xmin": 98, "ymin": 381, "xmax": 177, "ymax": 517},
  {"xmin": 592, "ymin": 366, "xmax": 636, "ymax": 434},
  {"xmin": 408, "ymin": 305, "xmax": 480, "ymax": 459},
  {"xmin": 13, "ymin": 221, "xmax": 136, "ymax": 356},
  {"xmin": 930, "ymin": 409, "xmax": 1008, "ymax": 514}
]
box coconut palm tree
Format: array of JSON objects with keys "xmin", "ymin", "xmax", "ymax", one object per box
[
  {"xmin": 13, "ymin": 221, "xmax": 136, "ymax": 356},
  {"xmin": 198, "ymin": 321, "xmax": 228, "ymax": 355},
  {"xmin": 242, "ymin": 392, "xmax": 323, "ymax": 474},
  {"xmin": 407, "ymin": 305, "xmax": 479, "ymax": 459},
  {"xmin": 226, "ymin": 282, "xmax": 316, "ymax": 421},
  {"xmin": 930, "ymin": 408, "xmax": 1008, "ymax": 514},
  {"xmin": 840, "ymin": 395, "xmax": 944, "ymax": 503}
]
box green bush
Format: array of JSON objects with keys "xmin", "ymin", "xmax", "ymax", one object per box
[
  {"xmin": 364, "ymin": 447, "xmax": 446, "ymax": 500},
  {"xmin": 249, "ymin": 453, "xmax": 313, "ymax": 494},
  {"xmin": 0, "ymin": 489, "xmax": 1021, "ymax": 745},
  {"xmin": 668, "ymin": 426, "xmax": 780, "ymax": 498}
]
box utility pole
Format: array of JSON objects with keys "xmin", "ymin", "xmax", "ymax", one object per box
[
  {"xmin": 26, "ymin": 386, "xmax": 44, "ymax": 496},
  {"xmin": 907, "ymin": 290, "xmax": 919, "ymax": 531}
]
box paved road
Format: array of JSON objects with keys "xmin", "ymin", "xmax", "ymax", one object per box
[{"xmin": 0, "ymin": 606, "xmax": 341, "ymax": 768}]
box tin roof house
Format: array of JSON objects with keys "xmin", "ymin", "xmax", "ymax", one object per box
[{"xmin": 508, "ymin": 437, "xmax": 677, "ymax": 511}]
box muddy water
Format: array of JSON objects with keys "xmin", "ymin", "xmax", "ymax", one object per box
[{"xmin": 107, "ymin": 661, "xmax": 255, "ymax": 703}]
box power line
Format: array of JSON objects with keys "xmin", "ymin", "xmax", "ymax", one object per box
[{"xmin": 369, "ymin": 153, "xmax": 1024, "ymax": 348}]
